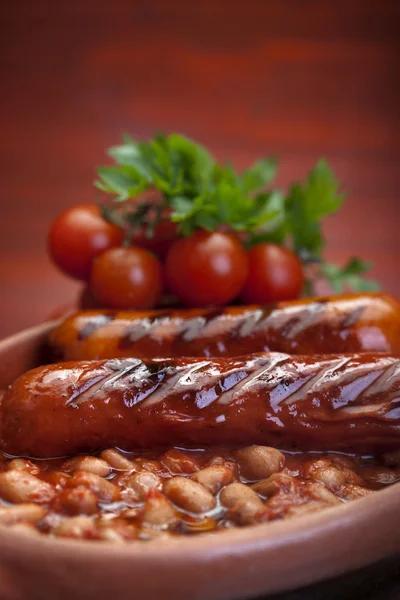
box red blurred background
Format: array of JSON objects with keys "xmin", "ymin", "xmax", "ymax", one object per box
[{"xmin": 0, "ymin": 0, "xmax": 399, "ymax": 338}]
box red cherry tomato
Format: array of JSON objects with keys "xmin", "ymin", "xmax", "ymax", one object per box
[
  {"xmin": 131, "ymin": 219, "xmax": 178, "ymax": 261},
  {"xmin": 240, "ymin": 243, "xmax": 304, "ymax": 303},
  {"xmin": 165, "ymin": 230, "xmax": 249, "ymax": 307},
  {"xmin": 48, "ymin": 204, "xmax": 124, "ymax": 280},
  {"xmin": 90, "ymin": 247, "xmax": 163, "ymax": 309},
  {"xmin": 103, "ymin": 194, "xmax": 178, "ymax": 261}
]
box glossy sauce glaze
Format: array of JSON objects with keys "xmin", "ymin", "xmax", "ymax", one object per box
[
  {"xmin": 0, "ymin": 446, "xmax": 398, "ymax": 541},
  {"xmin": 1, "ymin": 353, "xmax": 399, "ymax": 458},
  {"xmin": 49, "ymin": 293, "xmax": 400, "ymax": 361}
]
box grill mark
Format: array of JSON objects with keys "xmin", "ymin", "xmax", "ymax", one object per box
[
  {"xmin": 77, "ymin": 313, "xmax": 116, "ymax": 341},
  {"xmin": 282, "ymin": 302, "xmax": 326, "ymax": 340},
  {"xmin": 361, "ymin": 361, "xmax": 400, "ymax": 399},
  {"xmin": 140, "ymin": 361, "xmax": 212, "ymax": 408},
  {"xmin": 218, "ymin": 354, "xmax": 290, "ymax": 405},
  {"xmin": 340, "ymin": 304, "xmax": 367, "ymax": 329},
  {"xmin": 237, "ymin": 309, "xmax": 266, "ymax": 338},
  {"xmin": 179, "ymin": 317, "xmax": 208, "ymax": 342},
  {"xmin": 119, "ymin": 313, "xmax": 171, "ymax": 348},
  {"xmin": 283, "ymin": 357, "xmax": 352, "ymax": 405},
  {"xmin": 333, "ymin": 370, "xmax": 389, "ymax": 409},
  {"xmin": 67, "ymin": 359, "xmax": 142, "ymax": 407},
  {"xmin": 178, "ymin": 308, "xmax": 224, "ymax": 342}
]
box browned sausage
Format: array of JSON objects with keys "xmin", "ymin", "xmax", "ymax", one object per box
[
  {"xmin": 1, "ymin": 353, "xmax": 399, "ymax": 458},
  {"xmin": 48, "ymin": 293, "xmax": 400, "ymax": 361}
]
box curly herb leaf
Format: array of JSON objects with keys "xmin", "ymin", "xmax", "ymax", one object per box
[
  {"xmin": 285, "ymin": 159, "xmax": 345, "ymax": 260},
  {"xmin": 95, "ymin": 133, "xmax": 380, "ymax": 294},
  {"xmin": 320, "ymin": 258, "xmax": 380, "ymax": 293}
]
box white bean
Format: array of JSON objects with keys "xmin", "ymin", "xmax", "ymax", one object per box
[
  {"xmin": 54, "ymin": 516, "xmax": 98, "ymax": 539},
  {"xmin": 7, "ymin": 459, "xmax": 40, "ymax": 475},
  {"xmin": 63, "ymin": 456, "xmax": 111, "ymax": 478},
  {"xmin": 126, "ymin": 471, "xmax": 162, "ymax": 501},
  {"xmin": 191, "ymin": 465, "xmax": 234, "ymax": 494},
  {"xmin": 234, "ymin": 446, "xmax": 285, "ymax": 481},
  {"xmin": 68, "ymin": 472, "xmax": 120, "ymax": 503},
  {"xmin": 251, "ymin": 473, "xmax": 296, "ymax": 497},
  {"xmin": 0, "ymin": 471, "xmax": 55, "ymax": 504},
  {"xmin": 141, "ymin": 490, "xmax": 179, "ymax": 528},
  {"xmin": 164, "ymin": 477, "xmax": 216, "ymax": 513},
  {"xmin": 220, "ymin": 483, "xmax": 266, "ymax": 525},
  {"xmin": 100, "ymin": 449, "xmax": 136, "ymax": 471},
  {"xmin": 0, "ymin": 503, "xmax": 46, "ymax": 525}
]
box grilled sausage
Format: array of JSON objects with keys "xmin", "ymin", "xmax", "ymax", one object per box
[
  {"xmin": 1, "ymin": 353, "xmax": 399, "ymax": 458},
  {"xmin": 48, "ymin": 293, "xmax": 400, "ymax": 360}
]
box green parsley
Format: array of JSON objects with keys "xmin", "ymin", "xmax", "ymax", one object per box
[{"xmin": 95, "ymin": 133, "xmax": 380, "ymax": 295}]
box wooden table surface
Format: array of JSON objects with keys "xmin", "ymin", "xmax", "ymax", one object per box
[{"xmin": 0, "ymin": 0, "xmax": 399, "ymax": 338}]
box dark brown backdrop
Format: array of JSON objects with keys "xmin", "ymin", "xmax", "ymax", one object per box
[{"xmin": 0, "ymin": 0, "xmax": 399, "ymax": 338}]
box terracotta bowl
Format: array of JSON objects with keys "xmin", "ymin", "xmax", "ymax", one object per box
[{"xmin": 0, "ymin": 323, "xmax": 399, "ymax": 600}]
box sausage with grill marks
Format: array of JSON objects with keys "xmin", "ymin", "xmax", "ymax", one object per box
[
  {"xmin": 1, "ymin": 353, "xmax": 399, "ymax": 458},
  {"xmin": 48, "ymin": 293, "xmax": 400, "ymax": 361}
]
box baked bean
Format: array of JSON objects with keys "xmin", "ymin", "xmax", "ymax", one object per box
[
  {"xmin": 305, "ymin": 458, "xmax": 362, "ymax": 490},
  {"xmin": 98, "ymin": 527, "xmax": 125, "ymax": 543},
  {"xmin": 132, "ymin": 458, "xmax": 165, "ymax": 476},
  {"xmin": 339, "ymin": 484, "xmax": 373, "ymax": 501},
  {"xmin": 0, "ymin": 503, "xmax": 46, "ymax": 525},
  {"xmin": 99, "ymin": 520, "xmax": 137, "ymax": 542},
  {"xmin": 161, "ymin": 449, "xmax": 199, "ymax": 475},
  {"xmin": 67, "ymin": 472, "xmax": 120, "ymax": 503},
  {"xmin": 7, "ymin": 459, "xmax": 40, "ymax": 475},
  {"xmin": 141, "ymin": 489, "xmax": 179, "ymax": 528},
  {"xmin": 252, "ymin": 473, "xmax": 296, "ymax": 498},
  {"xmin": 122, "ymin": 507, "xmax": 141, "ymax": 520},
  {"xmin": 312, "ymin": 467, "xmax": 347, "ymax": 490},
  {"xmin": 0, "ymin": 471, "xmax": 55, "ymax": 504},
  {"xmin": 100, "ymin": 449, "xmax": 136, "ymax": 471},
  {"xmin": 0, "ymin": 445, "xmax": 391, "ymax": 541},
  {"xmin": 191, "ymin": 465, "xmax": 234, "ymax": 495},
  {"xmin": 54, "ymin": 516, "xmax": 98, "ymax": 539},
  {"xmin": 327, "ymin": 455, "xmax": 359, "ymax": 471},
  {"xmin": 207, "ymin": 456, "xmax": 240, "ymax": 478},
  {"xmin": 41, "ymin": 471, "xmax": 71, "ymax": 489},
  {"xmin": 306, "ymin": 482, "xmax": 341, "ymax": 505},
  {"xmin": 126, "ymin": 471, "xmax": 162, "ymax": 501},
  {"xmin": 220, "ymin": 483, "xmax": 266, "ymax": 525},
  {"xmin": 234, "ymin": 446, "xmax": 285, "ymax": 481},
  {"xmin": 63, "ymin": 456, "xmax": 111, "ymax": 478},
  {"xmin": 8, "ymin": 522, "xmax": 40, "ymax": 536},
  {"xmin": 54, "ymin": 487, "xmax": 98, "ymax": 516},
  {"xmin": 164, "ymin": 477, "xmax": 216, "ymax": 513}
]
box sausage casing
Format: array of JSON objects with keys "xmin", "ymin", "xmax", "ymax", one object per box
[
  {"xmin": 1, "ymin": 353, "xmax": 399, "ymax": 458},
  {"xmin": 49, "ymin": 293, "xmax": 400, "ymax": 360}
]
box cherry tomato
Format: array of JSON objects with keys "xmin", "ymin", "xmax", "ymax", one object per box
[
  {"xmin": 165, "ymin": 230, "xmax": 249, "ymax": 307},
  {"xmin": 103, "ymin": 194, "xmax": 178, "ymax": 260},
  {"xmin": 131, "ymin": 219, "xmax": 178, "ymax": 261},
  {"xmin": 48, "ymin": 204, "xmax": 124, "ymax": 280},
  {"xmin": 240, "ymin": 243, "xmax": 304, "ymax": 303},
  {"xmin": 90, "ymin": 247, "xmax": 163, "ymax": 309}
]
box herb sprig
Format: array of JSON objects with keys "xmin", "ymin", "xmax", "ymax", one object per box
[{"xmin": 95, "ymin": 133, "xmax": 379, "ymax": 294}]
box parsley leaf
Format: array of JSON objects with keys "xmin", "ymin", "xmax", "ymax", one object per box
[
  {"xmin": 285, "ymin": 159, "xmax": 345, "ymax": 260},
  {"xmin": 95, "ymin": 133, "xmax": 380, "ymax": 295},
  {"xmin": 320, "ymin": 258, "xmax": 380, "ymax": 293},
  {"xmin": 240, "ymin": 157, "xmax": 277, "ymax": 193}
]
